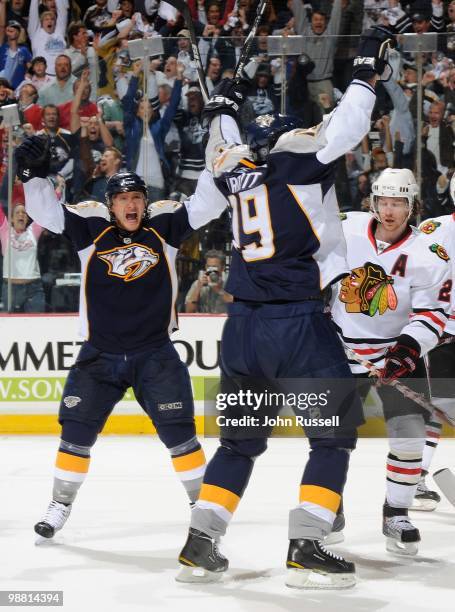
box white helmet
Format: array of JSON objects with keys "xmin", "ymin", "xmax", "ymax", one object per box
[{"xmin": 370, "ymin": 168, "xmax": 419, "ymax": 221}]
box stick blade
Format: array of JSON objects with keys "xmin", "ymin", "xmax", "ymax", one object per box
[{"xmin": 433, "ymin": 468, "xmax": 455, "ymax": 507}]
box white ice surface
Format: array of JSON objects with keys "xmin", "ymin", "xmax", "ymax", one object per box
[{"xmin": 2, "ymin": 436, "xmax": 455, "ymax": 612}]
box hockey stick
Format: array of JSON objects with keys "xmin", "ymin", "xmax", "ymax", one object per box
[
  {"xmin": 234, "ymin": 0, "xmax": 267, "ymax": 79},
  {"xmin": 433, "ymin": 468, "xmax": 455, "ymax": 507},
  {"xmin": 436, "ymin": 334, "xmax": 455, "ymax": 348},
  {"xmin": 343, "ymin": 345, "xmax": 440, "ymax": 415},
  {"xmin": 166, "ymin": 0, "xmax": 209, "ymax": 102}
]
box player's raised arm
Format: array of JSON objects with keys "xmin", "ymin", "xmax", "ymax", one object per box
[
  {"xmin": 201, "ymin": 78, "xmax": 251, "ymax": 175},
  {"xmin": 317, "ymin": 27, "xmax": 396, "ymax": 165},
  {"xmin": 183, "ymin": 169, "xmax": 228, "ymax": 229},
  {"xmin": 15, "ymin": 136, "xmax": 65, "ymax": 234}
]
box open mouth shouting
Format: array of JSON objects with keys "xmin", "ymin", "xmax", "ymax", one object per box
[
  {"xmin": 126, "ymin": 211, "xmax": 138, "ymax": 222},
  {"xmin": 110, "ymin": 190, "xmax": 147, "ymax": 232}
]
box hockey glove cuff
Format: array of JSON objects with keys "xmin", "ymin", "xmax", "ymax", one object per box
[
  {"xmin": 380, "ymin": 334, "xmax": 421, "ymax": 385},
  {"xmin": 15, "ymin": 135, "xmax": 51, "ymax": 183},
  {"xmin": 352, "ymin": 26, "xmax": 396, "ymax": 82},
  {"xmin": 202, "ymin": 78, "xmax": 249, "ymax": 127}
]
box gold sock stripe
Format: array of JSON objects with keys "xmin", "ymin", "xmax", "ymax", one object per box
[
  {"xmin": 172, "ymin": 448, "xmax": 206, "ymax": 473},
  {"xmin": 179, "ymin": 556, "xmax": 196, "ymax": 567},
  {"xmin": 287, "ymin": 561, "xmax": 305, "ymax": 569},
  {"xmin": 199, "ymin": 483, "xmax": 240, "ymax": 514},
  {"xmin": 56, "ymin": 451, "xmax": 90, "ymax": 473},
  {"xmin": 299, "ymin": 484, "xmax": 341, "ymax": 513}
]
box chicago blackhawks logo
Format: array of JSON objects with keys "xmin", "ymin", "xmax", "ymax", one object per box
[
  {"xmin": 97, "ymin": 243, "xmax": 159, "ymax": 281},
  {"xmin": 420, "ymin": 220, "xmax": 441, "ymax": 234},
  {"xmin": 339, "ymin": 262, "xmax": 398, "ymax": 316},
  {"xmin": 429, "ymin": 243, "xmax": 450, "ymax": 261}
]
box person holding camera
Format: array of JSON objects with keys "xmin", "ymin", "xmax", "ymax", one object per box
[{"xmin": 185, "ymin": 249, "xmax": 231, "ymax": 313}]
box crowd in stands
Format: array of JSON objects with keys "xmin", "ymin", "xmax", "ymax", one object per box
[{"xmin": 0, "ymin": 0, "xmax": 453, "ymax": 313}]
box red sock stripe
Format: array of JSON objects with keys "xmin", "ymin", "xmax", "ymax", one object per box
[{"xmin": 387, "ymin": 464, "xmax": 421, "ymax": 475}]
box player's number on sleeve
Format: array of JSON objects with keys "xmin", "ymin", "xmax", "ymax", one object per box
[
  {"xmin": 438, "ymin": 279, "xmax": 452, "ymax": 303},
  {"xmin": 233, "ymin": 185, "xmax": 275, "ymax": 262}
]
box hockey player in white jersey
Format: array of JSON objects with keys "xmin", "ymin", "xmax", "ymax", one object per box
[
  {"xmin": 331, "ymin": 168, "xmax": 451, "ymax": 555},
  {"xmin": 409, "ymin": 175, "xmax": 455, "ymax": 511}
]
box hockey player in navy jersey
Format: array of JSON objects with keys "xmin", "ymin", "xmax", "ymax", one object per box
[
  {"xmin": 176, "ymin": 28, "xmax": 397, "ymax": 589},
  {"xmin": 331, "ymin": 168, "xmax": 451, "ymax": 554},
  {"xmin": 14, "ymin": 139, "xmax": 228, "ymax": 540}
]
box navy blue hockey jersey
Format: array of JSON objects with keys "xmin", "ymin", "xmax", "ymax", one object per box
[
  {"xmin": 208, "ymin": 79, "xmax": 377, "ymax": 302},
  {"xmin": 23, "ymin": 171, "xmax": 227, "ymax": 353}
]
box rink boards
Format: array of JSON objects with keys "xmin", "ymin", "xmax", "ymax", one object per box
[{"xmin": 0, "ymin": 314, "xmax": 453, "ymax": 437}]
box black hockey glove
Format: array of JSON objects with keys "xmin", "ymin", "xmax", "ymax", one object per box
[
  {"xmin": 380, "ymin": 335, "xmax": 421, "ymax": 385},
  {"xmin": 202, "ymin": 78, "xmax": 249, "ymax": 126},
  {"xmin": 14, "ymin": 135, "xmax": 51, "ymax": 183},
  {"xmin": 352, "ymin": 26, "xmax": 396, "ymax": 82}
]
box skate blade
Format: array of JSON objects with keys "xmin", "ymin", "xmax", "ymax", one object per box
[
  {"xmin": 285, "ymin": 568, "xmax": 355, "ymax": 590},
  {"xmin": 323, "ymin": 530, "xmax": 345, "ymax": 545},
  {"xmin": 386, "ymin": 537, "xmax": 418, "ymax": 556},
  {"xmin": 176, "ymin": 564, "xmax": 224, "ymax": 584},
  {"xmin": 35, "ymin": 534, "xmax": 58, "ymax": 546},
  {"xmin": 410, "ymin": 498, "xmax": 438, "ymax": 512}
]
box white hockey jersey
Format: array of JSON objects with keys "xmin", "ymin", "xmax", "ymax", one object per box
[
  {"xmin": 419, "ymin": 213, "xmax": 455, "ymax": 336},
  {"xmin": 331, "ymin": 212, "xmax": 451, "ymax": 374}
]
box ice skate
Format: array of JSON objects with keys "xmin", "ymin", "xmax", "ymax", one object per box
[
  {"xmin": 176, "ymin": 528, "xmax": 228, "ymax": 583},
  {"xmin": 383, "ymin": 512, "xmax": 420, "ymax": 556},
  {"xmin": 410, "ymin": 474, "xmax": 441, "ymax": 512},
  {"xmin": 324, "ymin": 508, "xmax": 345, "ymax": 545},
  {"xmin": 285, "ymin": 539, "xmax": 356, "ymax": 589},
  {"xmin": 34, "ymin": 500, "xmax": 72, "ymax": 540}
]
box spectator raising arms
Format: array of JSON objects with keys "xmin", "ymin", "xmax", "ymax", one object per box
[
  {"xmin": 122, "ymin": 58, "xmax": 183, "ymax": 201},
  {"xmin": 28, "ymin": 0, "xmax": 68, "ymax": 76},
  {"xmin": 0, "ymin": 202, "xmax": 44, "ymax": 312},
  {"xmin": 292, "ymin": 0, "xmax": 343, "ymax": 109}
]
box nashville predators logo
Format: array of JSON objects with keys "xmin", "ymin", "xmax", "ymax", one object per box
[
  {"xmin": 429, "ymin": 243, "xmax": 450, "ymax": 261},
  {"xmin": 97, "ymin": 243, "xmax": 159, "ymax": 281},
  {"xmin": 339, "ymin": 262, "xmax": 398, "ymax": 316},
  {"xmin": 420, "ymin": 220, "xmax": 441, "ymax": 234}
]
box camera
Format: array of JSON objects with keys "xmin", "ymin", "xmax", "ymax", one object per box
[{"xmin": 205, "ymin": 266, "xmax": 220, "ymax": 284}]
